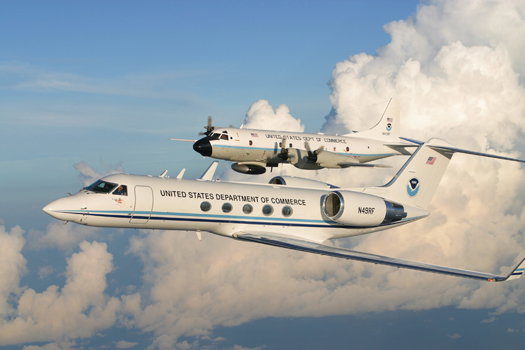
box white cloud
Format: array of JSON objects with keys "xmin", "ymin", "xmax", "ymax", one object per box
[
  {"xmin": 28, "ymin": 221, "xmax": 100, "ymax": 251},
  {"xmin": 0, "ymin": 225, "xmax": 27, "ymax": 318},
  {"xmin": 22, "ymin": 339, "xmax": 77, "ymax": 350},
  {"xmin": 447, "ymin": 333, "xmax": 461, "ymax": 339},
  {"xmin": 0, "ymin": 240, "xmax": 120, "ymax": 345},
  {"xmin": 242, "ymin": 99, "xmax": 304, "ymax": 132},
  {"xmin": 481, "ymin": 317, "xmax": 498, "ymax": 324},
  {"xmin": 115, "ymin": 340, "xmax": 138, "ymax": 349}
]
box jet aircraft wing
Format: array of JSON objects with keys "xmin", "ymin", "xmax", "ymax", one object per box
[{"xmin": 234, "ymin": 232, "xmax": 525, "ymax": 282}]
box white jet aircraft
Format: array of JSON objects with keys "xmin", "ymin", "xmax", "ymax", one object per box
[
  {"xmin": 44, "ymin": 139, "xmax": 525, "ymax": 282},
  {"xmin": 174, "ymin": 98, "xmax": 416, "ymax": 174}
]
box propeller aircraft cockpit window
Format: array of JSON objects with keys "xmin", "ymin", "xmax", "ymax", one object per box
[{"xmin": 84, "ymin": 180, "xmax": 118, "ymax": 194}]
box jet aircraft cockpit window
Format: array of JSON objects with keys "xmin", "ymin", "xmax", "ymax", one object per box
[
  {"xmin": 113, "ymin": 185, "xmax": 128, "ymax": 196},
  {"xmin": 85, "ymin": 180, "xmax": 118, "ymax": 194}
]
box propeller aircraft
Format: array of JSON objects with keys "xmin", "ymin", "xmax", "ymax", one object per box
[
  {"xmin": 44, "ymin": 139, "xmax": 525, "ymax": 282},
  {"xmin": 173, "ymin": 98, "xmax": 417, "ymax": 174}
]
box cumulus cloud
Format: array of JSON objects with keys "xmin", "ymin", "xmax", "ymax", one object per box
[
  {"xmin": 28, "ymin": 221, "xmax": 100, "ymax": 251},
  {"xmin": 0, "ymin": 225, "xmax": 27, "ymax": 318},
  {"xmin": 0, "ymin": 240, "xmax": 120, "ymax": 346},
  {"xmin": 115, "ymin": 340, "xmax": 139, "ymax": 349},
  {"xmin": 241, "ymin": 99, "xmax": 304, "ymax": 132},
  {"xmin": 481, "ymin": 317, "xmax": 498, "ymax": 324}
]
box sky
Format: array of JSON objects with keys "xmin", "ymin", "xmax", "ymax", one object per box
[{"xmin": 2, "ymin": 0, "xmax": 525, "ymax": 349}]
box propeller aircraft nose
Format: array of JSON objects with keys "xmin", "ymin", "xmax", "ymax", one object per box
[{"xmin": 193, "ymin": 138, "xmax": 212, "ymax": 157}]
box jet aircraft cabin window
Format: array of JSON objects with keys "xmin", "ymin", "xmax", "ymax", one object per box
[
  {"xmin": 85, "ymin": 180, "xmax": 118, "ymax": 194},
  {"xmin": 262, "ymin": 205, "xmax": 274, "ymax": 216},
  {"xmin": 222, "ymin": 203, "xmax": 232, "ymax": 213},
  {"xmin": 282, "ymin": 206, "xmax": 293, "ymax": 217},
  {"xmin": 200, "ymin": 202, "xmax": 212, "ymax": 212},
  {"xmin": 242, "ymin": 204, "xmax": 253, "ymax": 214},
  {"xmin": 113, "ymin": 185, "xmax": 128, "ymax": 196}
]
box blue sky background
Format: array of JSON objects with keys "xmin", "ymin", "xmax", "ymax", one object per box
[{"xmin": 2, "ymin": 1, "xmax": 525, "ymax": 349}]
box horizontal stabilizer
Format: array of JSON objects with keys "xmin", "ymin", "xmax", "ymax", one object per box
[
  {"xmin": 428, "ymin": 145, "xmax": 525, "ymax": 164},
  {"xmin": 399, "ymin": 137, "xmax": 525, "ymax": 164},
  {"xmin": 384, "ymin": 142, "xmax": 419, "ymax": 156},
  {"xmin": 234, "ymin": 232, "xmax": 525, "ymax": 282}
]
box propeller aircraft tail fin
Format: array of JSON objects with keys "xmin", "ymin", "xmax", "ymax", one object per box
[{"xmin": 349, "ymin": 97, "xmax": 400, "ymax": 141}]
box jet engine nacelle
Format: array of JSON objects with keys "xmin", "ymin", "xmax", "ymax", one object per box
[
  {"xmin": 231, "ymin": 162, "xmax": 266, "ymax": 175},
  {"xmin": 269, "ymin": 175, "xmax": 338, "ymax": 190},
  {"xmin": 322, "ymin": 191, "xmax": 407, "ymax": 227}
]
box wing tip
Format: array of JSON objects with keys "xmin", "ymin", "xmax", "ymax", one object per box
[{"xmin": 500, "ymin": 255, "xmax": 525, "ymax": 281}]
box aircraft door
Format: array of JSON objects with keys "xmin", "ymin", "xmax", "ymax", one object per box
[{"xmin": 130, "ymin": 186, "xmax": 153, "ymax": 224}]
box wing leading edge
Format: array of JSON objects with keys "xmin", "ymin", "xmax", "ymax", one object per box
[{"xmin": 234, "ymin": 232, "xmax": 525, "ymax": 282}]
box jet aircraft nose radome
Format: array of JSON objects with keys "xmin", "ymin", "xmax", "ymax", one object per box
[
  {"xmin": 43, "ymin": 197, "xmax": 79, "ymax": 222},
  {"xmin": 193, "ymin": 138, "xmax": 212, "ymax": 157}
]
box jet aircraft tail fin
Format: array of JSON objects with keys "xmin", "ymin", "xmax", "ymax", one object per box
[
  {"xmin": 364, "ymin": 138, "xmax": 525, "ymax": 210},
  {"xmin": 363, "ymin": 139, "xmax": 453, "ymax": 210},
  {"xmin": 349, "ymin": 97, "xmax": 400, "ymax": 141}
]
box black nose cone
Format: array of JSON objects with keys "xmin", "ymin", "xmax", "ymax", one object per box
[{"xmin": 193, "ymin": 138, "xmax": 212, "ymax": 157}]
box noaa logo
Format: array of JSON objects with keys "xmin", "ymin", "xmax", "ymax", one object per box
[
  {"xmin": 407, "ymin": 178, "xmax": 420, "ymax": 197},
  {"xmin": 386, "ymin": 123, "xmax": 392, "ymax": 131}
]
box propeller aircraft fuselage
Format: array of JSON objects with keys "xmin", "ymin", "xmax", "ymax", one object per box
[{"xmin": 182, "ymin": 98, "xmax": 417, "ymax": 174}]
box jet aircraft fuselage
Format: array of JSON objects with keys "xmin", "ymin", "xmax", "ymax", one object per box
[{"xmin": 44, "ymin": 173, "xmax": 427, "ymax": 243}]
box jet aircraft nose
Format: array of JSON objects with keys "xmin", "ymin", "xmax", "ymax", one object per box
[
  {"xmin": 193, "ymin": 138, "xmax": 212, "ymax": 157},
  {"xmin": 43, "ymin": 197, "xmax": 82, "ymax": 222}
]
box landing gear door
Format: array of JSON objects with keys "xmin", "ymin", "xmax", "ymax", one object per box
[{"xmin": 130, "ymin": 186, "xmax": 153, "ymax": 224}]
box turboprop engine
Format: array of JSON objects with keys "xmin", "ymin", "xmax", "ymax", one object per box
[{"xmin": 322, "ymin": 190, "xmax": 407, "ymax": 226}]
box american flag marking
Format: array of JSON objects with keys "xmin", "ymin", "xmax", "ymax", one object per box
[{"xmin": 426, "ymin": 157, "xmax": 436, "ymax": 165}]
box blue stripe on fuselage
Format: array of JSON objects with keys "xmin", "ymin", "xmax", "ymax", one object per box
[
  {"xmin": 52, "ymin": 209, "xmax": 425, "ymax": 229},
  {"xmin": 212, "ymin": 144, "xmax": 396, "ymax": 158}
]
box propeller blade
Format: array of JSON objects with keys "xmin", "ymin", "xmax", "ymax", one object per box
[
  {"xmin": 304, "ymin": 141, "xmax": 311, "ymax": 153},
  {"xmin": 201, "ymin": 116, "xmax": 215, "ymax": 136},
  {"xmin": 304, "ymin": 141, "xmax": 318, "ymax": 162},
  {"xmin": 278, "ymin": 137, "xmax": 288, "ymax": 161}
]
